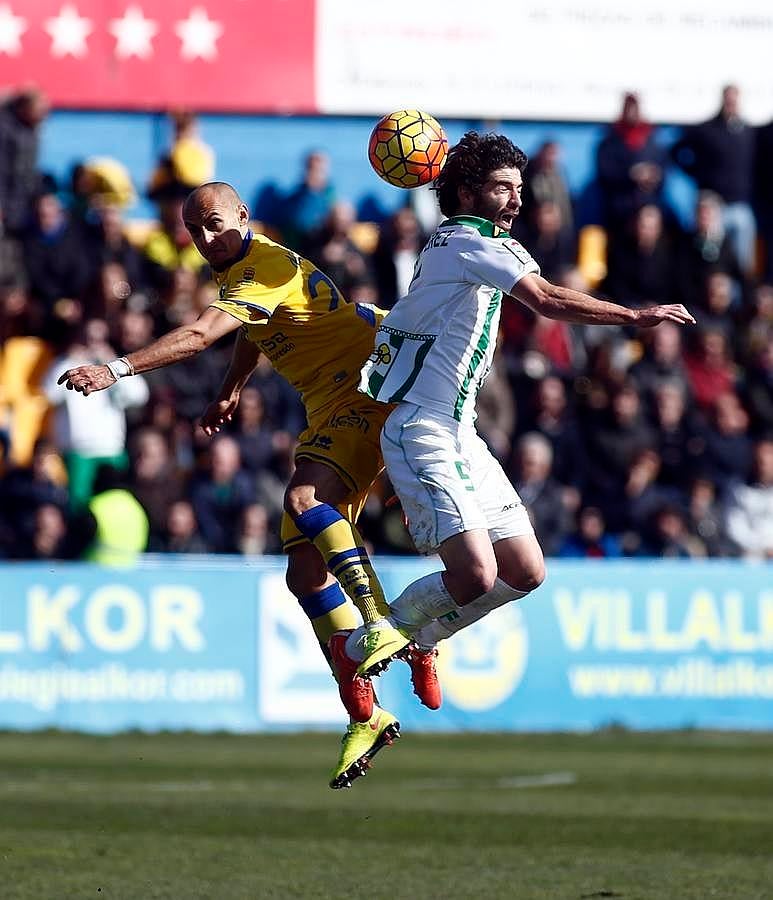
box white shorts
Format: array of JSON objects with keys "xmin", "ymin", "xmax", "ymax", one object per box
[{"xmin": 381, "ymin": 403, "xmax": 534, "ymax": 555}]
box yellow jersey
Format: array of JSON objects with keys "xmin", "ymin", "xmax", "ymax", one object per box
[{"xmin": 210, "ymin": 230, "xmax": 384, "ymax": 416}]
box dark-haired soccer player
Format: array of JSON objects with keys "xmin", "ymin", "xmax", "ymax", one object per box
[{"xmin": 335, "ymin": 132, "xmax": 695, "ymax": 697}]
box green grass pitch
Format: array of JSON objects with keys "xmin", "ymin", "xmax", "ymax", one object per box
[{"xmin": 0, "ymin": 730, "xmax": 771, "ymax": 899}]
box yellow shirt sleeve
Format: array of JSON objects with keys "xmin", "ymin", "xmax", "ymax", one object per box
[{"xmin": 210, "ymin": 249, "xmax": 297, "ymax": 324}]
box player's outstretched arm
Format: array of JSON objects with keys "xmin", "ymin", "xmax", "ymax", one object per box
[
  {"xmin": 57, "ymin": 307, "xmax": 242, "ymax": 396},
  {"xmin": 510, "ymin": 273, "xmax": 696, "ymax": 328},
  {"xmin": 200, "ymin": 329, "xmax": 262, "ymax": 436}
]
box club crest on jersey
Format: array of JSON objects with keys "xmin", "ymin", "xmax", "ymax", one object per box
[
  {"xmin": 375, "ymin": 342, "xmax": 392, "ymax": 365},
  {"xmin": 242, "ymin": 267, "xmax": 255, "ymax": 281}
]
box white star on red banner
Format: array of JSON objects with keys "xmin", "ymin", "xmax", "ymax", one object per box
[
  {"xmin": 175, "ymin": 7, "xmax": 223, "ymax": 60},
  {"xmin": 45, "ymin": 4, "xmax": 93, "ymax": 58},
  {"xmin": 109, "ymin": 6, "xmax": 158, "ymax": 59},
  {"xmin": 0, "ymin": 4, "xmax": 26, "ymax": 56}
]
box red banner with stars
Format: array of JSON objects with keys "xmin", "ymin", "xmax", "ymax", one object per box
[{"xmin": 0, "ymin": 0, "xmax": 316, "ymax": 112}]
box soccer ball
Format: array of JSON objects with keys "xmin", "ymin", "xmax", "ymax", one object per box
[{"xmin": 368, "ymin": 110, "xmax": 448, "ymax": 189}]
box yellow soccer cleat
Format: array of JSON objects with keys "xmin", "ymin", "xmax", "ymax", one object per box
[
  {"xmin": 329, "ymin": 706, "xmax": 401, "ymax": 790},
  {"xmin": 355, "ymin": 620, "xmax": 411, "ymax": 678}
]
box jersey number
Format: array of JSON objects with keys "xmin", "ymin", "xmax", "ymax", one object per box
[{"xmin": 308, "ymin": 270, "xmax": 342, "ymax": 311}]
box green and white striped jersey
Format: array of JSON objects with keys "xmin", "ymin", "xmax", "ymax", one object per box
[{"xmin": 359, "ymin": 215, "xmax": 539, "ymax": 424}]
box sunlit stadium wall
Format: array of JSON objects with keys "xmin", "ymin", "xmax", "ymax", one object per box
[{"xmin": 1, "ymin": 557, "xmax": 771, "ymax": 734}]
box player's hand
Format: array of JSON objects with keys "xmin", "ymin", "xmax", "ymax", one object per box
[
  {"xmin": 200, "ymin": 396, "xmax": 239, "ymax": 436},
  {"xmin": 57, "ymin": 364, "xmax": 116, "ymax": 395},
  {"xmin": 634, "ymin": 304, "xmax": 696, "ymax": 328}
]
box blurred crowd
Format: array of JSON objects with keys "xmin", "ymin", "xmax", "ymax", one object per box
[{"xmin": 0, "ymin": 85, "xmax": 771, "ymax": 562}]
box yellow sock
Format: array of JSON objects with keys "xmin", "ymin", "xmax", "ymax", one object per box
[{"xmin": 294, "ymin": 504, "xmax": 389, "ymax": 625}]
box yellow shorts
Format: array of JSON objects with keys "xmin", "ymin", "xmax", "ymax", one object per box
[{"xmin": 281, "ymin": 396, "xmax": 392, "ymax": 551}]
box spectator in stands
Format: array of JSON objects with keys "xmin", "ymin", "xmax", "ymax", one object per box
[
  {"xmin": 740, "ymin": 283, "xmax": 773, "ymax": 365},
  {"xmin": 692, "ymin": 271, "xmax": 742, "ymax": 344},
  {"xmin": 583, "ymin": 380, "xmax": 656, "ymax": 530},
  {"xmin": 116, "ymin": 308, "xmax": 155, "ymax": 358},
  {"xmin": 517, "ymin": 374, "xmax": 586, "ymax": 492},
  {"xmin": 80, "ymin": 261, "xmax": 134, "ymax": 334},
  {"xmin": 697, "ymin": 391, "xmax": 754, "ymax": 491},
  {"xmin": 642, "ymin": 503, "xmax": 707, "ymax": 558},
  {"xmin": 142, "ymin": 194, "xmax": 206, "ymax": 295},
  {"xmin": 236, "ymin": 502, "xmax": 280, "ymax": 556},
  {"xmin": 686, "ymin": 475, "xmax": 738, "ymax": 558},
  {"xmin": 246, "ymin": 354, "xmax": 306, "ymax": 439},
  {"xmin": 372, "ymin": 206, "xmax": 427, "ymax": 307},
  {"xmin": 671, "ymin": 85, "xmax": 756, "ymax": 275},
  {"xmin": 649, "ymin": 379, "xmax": 701, "ymax": 489},
  {"xmin": 149, "ymin": 111, "xmax": 215, "ymax": 203},
  {"xmin": 512, "ymin": 199, "xmax": 576, "ymax": 281},
  {"xmin": 675, "ymin": 191, "xmax": 746, "ymax": 310},
  {"xmin": 510, "ymin": 432, "xmax": 570, "ymax": 557},
  {"xmin": 0, "ymin": 438, "xmax": 68, "ymax": 549},
  {"xmin": 80, "ymin": 202, "xmax": 145, "ymax": 303},
  {"xmin": 601, "ymin": 204, "xmax": 674, "ymax": 309},
  {"xmin": 189, "ymin": 435, "xmax": 254, "ymax": 553},
  {"xmin": 0, "ymin": 280, "xmax": 41, "ymax": 343},
  {"xmin": 596, "ymin": 92, "xmax": 669, "ymax": 230},
  {"xmin": 302, "ymin": 200, "xmax": 373, "ymax": 298},
  {"xmin": 43, "ymin": 319, "xmax": 149, "ymax": 508},
  {"xmin": 22, "ymin": 188, "xmax": 92, "ymax": 342},
  {"xmin": 127, "ymin": 426, "xmax": 185, "ymax": 545},
  {"xmin": 722, "ymin": 437, "xmax": 773, "ymax": 559},
  {"xmin": 740, "ymin": 336, "xmax": 773, "ymax": 437},
  {"xmin": 227, "ymin": 384, "xmax": 277, "ymax": 472},
  {"xmin": 84, "ymin": 462, "xmax": 149, "ymax": 565},
  {"xmin": 559, "ymin": 506, "xmax": 622, "ymax": 558},
  {"xmin": 11, "ymin": 503, "xmax": 70, "ymax": 560},
  {"xmin": 0, "ymin": 86, "xmax": 49, "ymax": 236},
  {"xmin": 149, "ymin": 499, "xmax": 209, "ymax": 554},
  {"xmin": 629, "ymin": 320, "xmax": 692, "ymax": 407},
  {"xmin": 620, "ymin": 447, "xmax": 682, "ymax": 552},
  {"xmin": 521, "ymin": 139, "xmax": 574, "ymax": 234},
  {"xmin": 684, "ymin": 328, "xmax": 737, "ymax": 413},
  {"xmin": 280, "ymin": 150, "xmax": 336, "ymax": 247},
  {"xmin": 755, "ymin": 116, "xmax": 773, "ymax": 281}
]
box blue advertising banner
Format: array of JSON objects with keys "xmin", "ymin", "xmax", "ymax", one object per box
[{"xmin": 0, "ymin": 558, "xmax": 771, "ymax": 733}]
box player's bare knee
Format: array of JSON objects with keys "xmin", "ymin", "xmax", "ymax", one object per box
[
  {"xmin": 284, "ymin": 483, "xmax": 317, "ymax": 518},
  {"xmin": 506, "ymin": 559, "xmax": 545, "ymax": 594},
  {"xmin": 521, "ymin": 563, "xmax": 546, "ymax": 593},
  {"xmin": 464, "ymin": 561, "xmax": 499, "ymax": 598}
]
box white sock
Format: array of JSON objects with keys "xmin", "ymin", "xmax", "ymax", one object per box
[
  {"xmin": 344, "ymin": 571, "xmax": 457, "ymax": 661},
  {"xmin": 412, "ymin": 578, "xmax": 530, "ymax": 649},
  {"xmin": 388, "ymin": 571, "xmax": 457, "ymax": 630}
]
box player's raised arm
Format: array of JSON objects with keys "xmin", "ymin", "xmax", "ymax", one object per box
[
  {"xmin": 57, "ymin": 306, "xmax": 241, "ymax": 396},
  {"xmin": 510, "ymin": 272, "xmax": 696, "ymax": 328},
  {"xmin": 200, "ymin": 328, "xmax": 262, "ymax": 436}
]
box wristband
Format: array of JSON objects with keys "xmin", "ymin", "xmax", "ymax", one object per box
[{"xmin": 105, "ymin": 357, "xmax": 134, "ymax": 381}]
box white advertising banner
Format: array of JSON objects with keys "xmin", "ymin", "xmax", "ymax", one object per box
[{"xmin": 316, "ymin": 0, "xmax": 773, "ymax": 124}]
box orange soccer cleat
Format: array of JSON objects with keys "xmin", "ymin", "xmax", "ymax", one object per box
[
  {"xmin": 399, "ymin": 643, "xmax": 442, "ymax": 710},
  {"xmin": 329, "ymin": 630, "xmax": 374, "ymax": 722}
]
